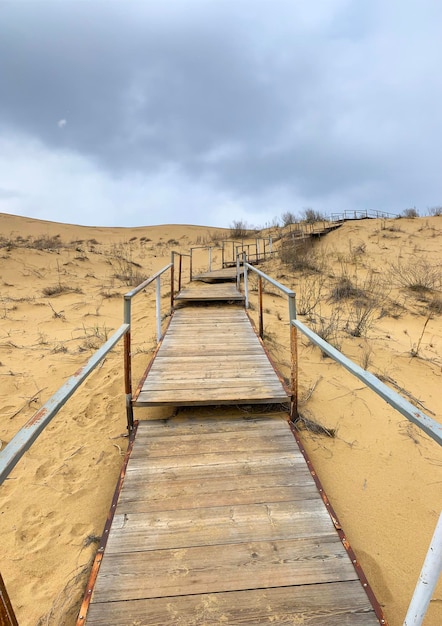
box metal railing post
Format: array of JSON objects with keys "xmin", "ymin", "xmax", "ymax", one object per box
[
  {"xmin": 404, "ymin": 512, "xmax": 442, "ymax": 626},
  {"xmin": 258, "ymin": 275, "xmax": 263, "ymax": 338},
  {"xmin": 290, "ymin": 322, "xmax": 298, "ymax": 420},
  {"xmin": 156, "ymin": 276, "xmax": 162, "ymax": 342},
  {"xmin": 288, "ymin": 292, "xmax": 297, "ymax": 324},
  {"xmin": 208, "ymin": 246, "xmax": 212, "ymax": 272},
  {"xmin": 123, "ymin": 296, "xmax": 133, "ymax": 432},
  {"xmin": 236, "ymin": 254, "xmax": 241, "ymax": 291},
  {"xmin": 178, "ymin": 253, "xmax": 183, "ymax": 292},
  {"xmin": 243, "ymin": 254, "xmax": 249, "ymax": 309},
  {"xmin": 221, "ymin": 241, "xmax": 225, "ymax": 268},
  {"xmin": 0, "ymin": 573, "xmax": 18, "ymax": 626},
  {"xmin": 190, "ymin": 248, "xmax": 193, "ymax": 281},
  {"xmin": 170, "ymin": 252, "xmax": 175, "ymax": 310}
]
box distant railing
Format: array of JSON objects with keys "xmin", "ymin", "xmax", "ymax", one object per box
[
  {"xmin": 330, "ymin": 209, "xmax": 398, "ymax": 221},
  {"xmin": 222, "ymin": 238, "xmax": 273, "ymax": 268}
]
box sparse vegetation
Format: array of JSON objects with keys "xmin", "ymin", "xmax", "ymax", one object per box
[
  {"xmin": 390, "ymin": 258, "xmax": 441, "ymax": 292},
  {"xmin": 42, "ymin": 285, "xmax": 83, "ymax": 297},
  {"xmin": 229, "ymin": 220, "xmax": 249, "ymax": 239},
  {"xmin": 301, "ymin": 208, "xmax": 326, "ymax": 224},
  {"xmin": 281, "ymin": 211, "xmax": 297, "ymax": 226},
  {"xmin": 401, "ymin": 208, "xmax": 419, "ymax": 218}
]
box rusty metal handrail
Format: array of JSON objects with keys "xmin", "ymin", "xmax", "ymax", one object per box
[{"xmin": 0, "ymin": 323, "xmax": 130, "ymax": 485}]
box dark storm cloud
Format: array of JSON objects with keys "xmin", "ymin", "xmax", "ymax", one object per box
[{"xmin": 0, "ymin": 0, "xmax": 441, "ymax": 226}]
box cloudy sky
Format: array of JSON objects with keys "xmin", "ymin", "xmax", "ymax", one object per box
[{"xmin": 1, "ymin": 1, "xmax": 441, "ymax": 228}]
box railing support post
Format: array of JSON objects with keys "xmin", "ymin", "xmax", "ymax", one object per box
[
  {"xmin": 0, "ymin": 573, "xmax": 18, "ymax": 626},
  {"xmin": 404, "ymin": 512, "xmax": 442, "ymax": 626},
  {"xmin": 208, "ymin": 247, "xmax": 212, "ymax": 272},
  {"xmin": 156, "ymin": 276, "xmax": 162, "ymax": 342},
  {"xmin": 289, "ymin": 293, "xmax": 297, "ymax": 420},
  {"xmin": 170, "ymin": 252, "xmax": 175, "ymax": 310},
  {"xmin": 221, "ymin": 241, "xmax": 225, "ymax": 268},
  {"xmin": 178, "ymin": 254, "xmax": 183, "ymax": 293},
  {"xmin": 123, "ymin": 296, "xmax": 133, "ymax": 433},
  {"xmin": 236, "ymin": 254, "xmax": 241, "ymax": 291},
  {"xmin": 290, "ymin": 322, "xmax": 298, "ymax": 421},
  {"xmin": 190, "ymin": 248, "xmax": 193, "ymax": 282},
  {"xmin": 258, "ymin": 275, "xmax": 263, "ymax": 338},
  {"xmin": 244, "ymin": 257, "xmax": 249, "ymax": 310}
]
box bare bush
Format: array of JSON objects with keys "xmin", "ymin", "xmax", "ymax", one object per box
[
  {"xmin": 390, "ymin": 258, "xmax": 441, "ymax": 292},
  {"xmin": 346, "ymin": 271, "xmax": 387, "ymax": 337},
  {"xmin": 330, "ymin": 276, "xmax": 363, "ymax": 301},
  {"xmin": 429, "ymin": 206, "xmax": 442, "ymax": 216},
  {"xmin": 43, "ymin": 285, "xmax": 83, "ymax": 297},
  {"xmin": 302, "ymin": 208, "xmax": 327, "ymax": 224},
  {"xmin": 297, "ymin": 275, "xmax": 326, "ymax": 316},
  {"xmin": 401, "ymin": 208, "xmax": 418, "ymax": 218},
  {"xmin": 230, "ymin": 220, "xmax": 248, "ymax": 239},
  {"xmin": 108, "ymin": 242, "xmax": 147, "ymax": 286},
  {"xmin": 280, "ymin": 240, "xmax": 324, "ymax": 273},
  {"xmin": 310, "ymin": 308, "xmax": 342, "ymax": 351},
  {"xmin": 281, "ymin": 211, "xmax": 297, "ymax": 227}
]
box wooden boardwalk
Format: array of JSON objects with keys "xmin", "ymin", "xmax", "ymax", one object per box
[
  {"xmin": 78, "ymin": 276, "xmax": 385, "ymax": 625},
  {"xmin": 134, "ymin": 305, "xmax": 290, "ymax": 406},
  {"xmin": 174, "ymin": 281, "xmax": 244, "ymax": 302},
  {"xmin": 194, "ymin": 267, "xmax": 239, "ymax": 282},
  {"xmin": 83, "ymin": 415, "xmax": 380, "ymax": 625}
]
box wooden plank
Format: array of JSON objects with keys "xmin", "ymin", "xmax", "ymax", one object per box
[
  {"xmin": 132, "ymin": 415, "xmax": 289, "ymax": 437},
  {"xmin": 91, "ymin": 535, "xmax": 358, "ymax": 603},
  {"xmin": 86, "ymin": 581, "xmax": 378, "ymax": 626},
  {"xmin": 129, "ymin": 430, "xmax": 296, "ymax": 458},
  {"xmin": 126, "ymin": 449, "xmax": 305, "ymax": 476},
  {"xmin": 117, "ymin": 474, "xmax": 319, "ymax": 513},
  {"xmin": 106, "ymin": 500, "xmax": 336, "ymax": 554}
]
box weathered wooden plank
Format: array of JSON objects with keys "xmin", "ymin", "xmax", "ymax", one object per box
[
  {"xmin": 92, "ymin": 535, "xmax": 357, "ymax": 603},
  {"xmin": 130, "ymin": 430, "xmax": 296, "ymax": 458},
  {"xmin": 117, "ymin": 475, "xmax": 318, "ymax": 513},
  {"xmin": 127, "ymin": 449, "xmax": 305, "ymax": 470},
  {"xmin": 106, "ymin": 500, "xmax": 335, "ymax": 554},
  {"xmin": 126, "ymin": 450, "xmax": 306, "ymax": 478},
  {"xmin": 132, "ymin": 415, "xmax": 289, "ymax": 437},
  {"xmin": 86, "ymin": 581, "xmax": 377, "ymax": 626},
  {"xmin": 136, "ymin": 392, "xmax": 289, "ymax": 405}
]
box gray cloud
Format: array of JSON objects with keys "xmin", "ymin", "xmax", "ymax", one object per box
[{"xmin": 0, "ymin": 0, "xmax": 441, "ymax": 226}]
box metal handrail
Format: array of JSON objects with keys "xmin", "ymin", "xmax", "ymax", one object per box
[
  {"xmin": 242, "ymin": 260, "xmax": 296, "ymax": 329},
  {"xmin": 0, "ymin": 323, "xmax": 129, "ymax": 485},
  {"xmin": 292, "ymin": 319, "xmax": 442, "ymax": 446}
]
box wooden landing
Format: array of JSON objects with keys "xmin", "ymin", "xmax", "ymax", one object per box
[
  {"xmin": 84, "ymin": 415, "xmax": 380, "ymax": 625},
  {"xmin": 194, "ymin": 267, "xmax": 240, "ymax": 282},
  {"xmin": 175, "ymin": 281, "xmax": 244, "ymax": 302},
  {"xmin": 134, "ymin": 306, "xmax": 290, "ymax": 406}
]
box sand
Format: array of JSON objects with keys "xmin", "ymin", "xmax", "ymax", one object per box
[{"xmin": 0, "ymin": 212, "xmax": 441, "ymax": 625}]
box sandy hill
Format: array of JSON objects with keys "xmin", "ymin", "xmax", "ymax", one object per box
[{"xmin": 0, "ymin": 212, "xmax": 441, "ymax": 625}]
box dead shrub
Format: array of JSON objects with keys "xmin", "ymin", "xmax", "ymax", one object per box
[
  {"xmin": 42, "ymin": 285, "xmax": 83, "ymax": 297},
  {"xmin": 390, "ymin": 258, "xmax": 441, "ymax": 292},
  {"xmin": 230, "ymin": 220, "xmax": 249, "ymax": 239},
  {"xmin": 280, "ymin": 240, "xmax": 324, "ymax": 273},
  {"xmin": 296, "ymin": 275, "xmax": 325, "ymax": 316}
]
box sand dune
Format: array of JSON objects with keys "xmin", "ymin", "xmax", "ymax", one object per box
[{"xmin": 0, "ymin": 212, "xmax": 441, "ymax": 625}]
